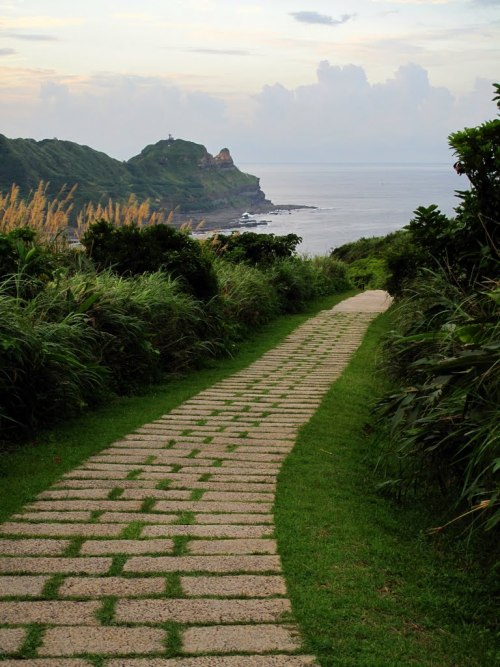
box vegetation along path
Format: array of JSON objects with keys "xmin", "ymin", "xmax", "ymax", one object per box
[{"xmin": 0, "ymin": 290, "xmax": 392, "ymax": 665}]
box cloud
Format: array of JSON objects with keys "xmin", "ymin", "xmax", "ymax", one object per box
[
  {"xmin": 246, "ymin": 61, "xmax": 494, "ymax": 162},
  {"xmin": 1, "ymin": 33, "xmax": 58, "ymax": 41},
  {"xmin": 472, "ymin": 0, "xmax": 500, "ymax": 5},
  {"xmin": 0, "ymin": 48, "xmax": 15, "ymax": 56},
  {"xmin": 0, "ymin": 61, "xmax": 495, "ymax": 165},
  {"xmin": 290, "ymin": 11, "xmax": 355, "ymax": 26}
]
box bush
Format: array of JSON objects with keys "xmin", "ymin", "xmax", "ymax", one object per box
[
  {"xmin": 0, "ymin": 288, "xmax": 107, "ymax": 437},
  {"xmin": 81, "ymin": 220, "xmax": 218, "ymax": 300},
  {"xmin": 0, "ymin": 228, "xmax": 56, "ymax": 297},
  {"xmin": 211, "ymin": 231, "xmax": 302, "ymax": 266},
  {"xmin": 309, "ymin": 256, "xmax": 352, "ymax": 294},
  {"xmin": 214, "ymin": 259, "xmax": 280, "ymax": 335}
]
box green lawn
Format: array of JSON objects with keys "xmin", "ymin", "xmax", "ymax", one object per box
[{"xmin": 275, "ymin": 309, "xmax": 498, "ymax": 667}]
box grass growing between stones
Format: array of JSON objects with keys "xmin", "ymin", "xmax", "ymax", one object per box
[
  {"xmin": 275, "ymin": 310, "xmax": 498, "ymax": 667},
  {"xmin": 0, "ymin": 290, "xmax": 355, "ymax": 525}
]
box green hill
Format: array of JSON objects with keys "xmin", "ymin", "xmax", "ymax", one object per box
[{"xmin": 0, "ymin": 134, "xmax": 269, "ymax": 213}]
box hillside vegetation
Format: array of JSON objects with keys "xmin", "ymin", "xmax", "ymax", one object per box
[{"xmin": 0, "ymin": 135, "xmax": 268, "ymax": 215}]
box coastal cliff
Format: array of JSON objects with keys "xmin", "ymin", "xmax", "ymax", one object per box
[{"xmin": 0, "ymin": 134, "xmax": 270, "ymax": 215}]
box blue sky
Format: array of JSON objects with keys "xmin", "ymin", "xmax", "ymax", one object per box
[{"xmin": 0, "ymin": 0, "xmax": 499, "ymax": 161}]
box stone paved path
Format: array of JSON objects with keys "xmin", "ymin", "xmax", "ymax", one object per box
[{"xmin": 0, "ymin": 290, "xmax": 392, "ymax": 666}]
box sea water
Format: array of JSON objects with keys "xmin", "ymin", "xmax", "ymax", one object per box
[{"xmin": 233, "ymin": 163, "xmax": 465, "ymax": 256}]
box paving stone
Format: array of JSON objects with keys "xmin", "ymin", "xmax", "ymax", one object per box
[
  {"xmin": 177, "ymin": 467, "xmax": 276, "ymax": 477},
  {"xmin": 59, "ymin": 577, "xmax": 166, "ymax": 597},
  {"xmin": 173, "ymin": 481, "xmax": 275, "ymax": 493},
  {"xmin": 80, "ymin": 539, "xmax": 174, "ymax": 555},
  {"xmin": 115, "ymin": 597, "xmax": 291, "ymax": 623},
  {"xmin": 24, "ymin": 500, "xmax": 142, "ymax": 512},
  {"xmin": 111, "ymin": 657, "xmax": 318, "ymax": 666},
  {"xmin": 0, "ymin": 628, "xmax": 26, "ymax": 653},
  {"xmin": 196, "ymin": 474, "xmax": 275, "ymax": 484},
  {"xmin": 38, "ymin": 489, "xmax": 110, "ymax": 500},
  {"xmin": 182, "ymin": 624, "xmax": 301, "ymax": 654},
  {"xmin": 187, "ymin": 539, "xmax": 277, "ymax": 555},
  {"xmin": 201, "ymin": 491, "xmax": 274, "ymax": 502},
  {"xmin": 195, "ymin": 513, "xmax": 273, "ymax": 525},
  {"xmin": 154, "ymin": 501, "xmax": 272, "ymax": 514},
  {"xmin": 39, "ymin": 627, "xmax": 165, "ymax": 656},
  {"xmin": 88, "ymin": 455, "xmax": 156, "ymax": 464},
  {"xmin": 82, "ymin": 463, "xmax": 152, "ymax": 472},
  {"xmin": 63, "ymin": 470, "xmax": 132, "ymax": 479},
  {"xmin": 0, "ymin": 600, "xmax": 99, "ymax": 625},
  {"xmin": 0, "ymin": 557, "xmax": 111, "ymax": 574},
  {"xmin": 123, "ymin": 555, "xmax": 281, "ymax": 573},
  {"xmin": 11, "ymin": 512, "xmax": 93, "ymax": 523},
  {"xmin": 120, "ymin": 489, "xmax": 192, "ymax": 500},
  {"xmin": 98, "ymin": 512, "xmax": 177, "ymax": 524},
  {"xmin": 0, "ymin": 539, "xmax": 69, "ymax": 556},
  {"xmin": 0, "ymin": 575, "xmax": 49, "ymax": 597},
  {"xmin": 219, "ymin": 461, "xmax": 280, "ymax": 471},
  {"xmin": 0, "ymin": 523, "xmax": 124, "ymax": 537},
  {"xmin": 142, "ymin": 524, "xmax": 273, "ymax": 539},
  {"xmin": 54, "ymin": 480, "xmax": 157, "ymax": 490},
  {"xmin": 181, "ymin": 575, "xmax": 287, "ymax": 597}
]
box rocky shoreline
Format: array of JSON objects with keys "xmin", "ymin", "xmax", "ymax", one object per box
[{"xmin": 171, "ymin": 203, "xmax": 315, "ymax": 233}]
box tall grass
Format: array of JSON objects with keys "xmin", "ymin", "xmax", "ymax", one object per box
[
  {"xmin": 0, "ymin": 181, "xmax": 180, "ymax": 241},
  {"xmin": 214, "ymin": 258, "xmax": 280, "ymax": 333},
  {"xmin": 0, "ymin": 287, "xmax": 107, "ymax": 436},
  {"xmin": 376, "ymin": 270, "xmax": 500, "ymax": 533}
]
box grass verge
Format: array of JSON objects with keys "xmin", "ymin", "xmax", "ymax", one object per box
[
  {"xmin": 0, "ymin": 290, "xmax": 355, "ymax": 524},
  {"xmin": 275, "ymin": 309, "xmax": 498, "ymax": 667}
]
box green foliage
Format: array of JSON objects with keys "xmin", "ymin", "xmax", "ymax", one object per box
[
  {"xmin": 81, "ymin": 219, "xmax": 218, "ymax": 300},
  {"xmin": 213, "ymin": 258, "xmax": 280, "ymax": 335},
  {"xmin": 0, "ymin": 288, "xmax": 107, "ymax": 437},
  {"xmin": 211, "ymin": 231, "xmax": 302, "ymax": 265},
  {"xmin": 346, "ymin": 257, "xmax": 388, "ymax": 289},
  {"xmin": 331, "ymin": 231, "xmax": 413, "ymax": 294},
  {"xmin": 0, "ymin": 135, "xmax": 265, "ymax": 214},
  {"xmin": 0, "ymin": 228, "xmax": 56, "ymax": 297},
  {"xmin": 376, "ymin": 275, "xmax": 500, "ymax": 533},
  {"xmin": 331, "ymin": 232, "xmax": 402, "ymax": 264},
  {"xmin": 375, "ymin": 85, "xmax": 500, "ymax": 538}
]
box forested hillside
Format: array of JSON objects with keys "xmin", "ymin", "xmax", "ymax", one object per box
[{"xmin": 0, "ymin": 135, "xmax": 268, "ymax": 214}]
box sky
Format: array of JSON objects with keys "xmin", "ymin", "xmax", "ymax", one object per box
[{"xmin": 0, "ymin": 0, "xmax": 499, "ymax": 163}]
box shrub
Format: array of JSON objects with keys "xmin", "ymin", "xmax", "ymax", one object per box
[
  {"xmin": 309, "ymin": 256, "xmax": 352, "ymax": 294},
  {"xmin": 211, "ymin": 231, "xmax": 302, "ymax": 266},
  {"xmin": 0, "ymin": 288, "xmax": 107, "ymax": 437},
  {"xmin": 345, "ymin": 257, "xmax": 388, "ymax": 290},
  {"xmin": 81, "ymin": 219, "xmax": 218, "ymax": 300},
  {"xmin": 376, "ymin": 275, "xmax": 500, "ymax": 532},
  {"xmin": 214, "ymin": 259, "xmax": 280, "ymax": 335},
  {"xmin": 0, "ymin": 228, "xmax": 57, "ymax": 297}
]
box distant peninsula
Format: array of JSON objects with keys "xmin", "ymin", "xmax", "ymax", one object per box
[{"xmin": 0, "ymin": 134, "xmax": 273, "ymax": 221}]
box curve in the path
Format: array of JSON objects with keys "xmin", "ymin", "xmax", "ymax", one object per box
[{"xmin": 0, "ymin": 290, "xmax": 392, "ymax": 667}]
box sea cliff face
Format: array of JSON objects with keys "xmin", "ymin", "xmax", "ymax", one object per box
[{"xmin": 0, "ymin": 134, "xmax": 270, "ymax": 214}]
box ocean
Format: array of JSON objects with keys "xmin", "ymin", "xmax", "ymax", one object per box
[{"xmin": 229, "ymin": 163, "xmax": 465, "ymax": 256}]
